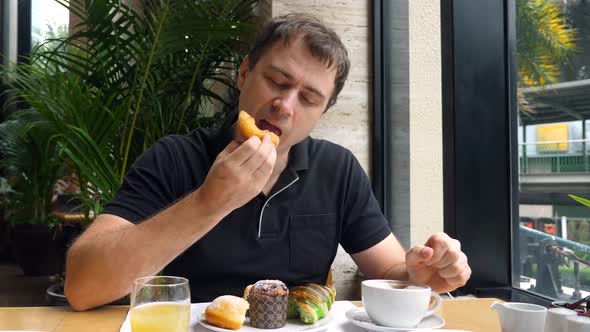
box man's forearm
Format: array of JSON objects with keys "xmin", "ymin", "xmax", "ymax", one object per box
[{"xmin": 65, "ymin": 188, "xmax": 227, "ymax": 311}]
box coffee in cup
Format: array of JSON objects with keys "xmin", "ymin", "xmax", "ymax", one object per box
[{"xmin": 361, "ymin": 279, "xmax": 441, "ymax": 328}]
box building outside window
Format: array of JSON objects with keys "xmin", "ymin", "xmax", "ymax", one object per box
[{"xmin": 515, "ymin": 0, "xmax": 590, "ymax": 301}]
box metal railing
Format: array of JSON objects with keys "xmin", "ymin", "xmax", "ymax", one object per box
[
  {"xmin": 520, "ymin": 225, "xmax": 590, "ymax": 255},
  {"xmin": 520, "ymin": 225, "xmax": 590, "ymax": 299},
  {"xmin": 519, "ymin": 139, "xmax": 590, "ymax": 174}
]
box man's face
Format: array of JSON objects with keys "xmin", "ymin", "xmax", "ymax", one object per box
[{"xmin": 237, "ymin": 35, "xmax": 337, "ymax": 153}]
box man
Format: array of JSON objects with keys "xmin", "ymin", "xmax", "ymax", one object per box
[{"xmin": 65, "ymin": 13, "xmax": 471, "ymax": 311}]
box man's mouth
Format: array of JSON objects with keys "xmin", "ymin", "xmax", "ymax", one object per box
[{"xmin": 256, "ymin": 119, "xmax": 282, "ymax": 137}]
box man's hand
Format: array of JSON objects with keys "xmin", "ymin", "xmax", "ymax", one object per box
[
  {"xmin": 406, "ymin": 233, "xmax": 471, "ymax": 293},
  {"xmin": 198, "ymin": 134, "xmax": 277, "ymax": 216}
]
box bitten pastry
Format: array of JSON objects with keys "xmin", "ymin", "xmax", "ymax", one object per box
[
  {"xmin": 247, "ymin": 280, "xmax": 289, "ymax": 329},
  {"xmin": 237, "ymin": 110, "xmax": 280, "ymax": 147},
  {"xmin": 205, "ymin": 295, "xmax": 249, "ymax": 330}
]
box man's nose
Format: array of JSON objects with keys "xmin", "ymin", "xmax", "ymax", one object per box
[{"xmin": 272, "ymin": 92, "xmax": 296, "ymax": 117}]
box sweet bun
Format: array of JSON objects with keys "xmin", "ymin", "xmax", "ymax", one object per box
[
  {"xmin": 205, "ymin": 295, "xmax": 249, "ymax": 330},
  {"xmin": 237, "ymin": 111, "xmax": 280, "ymax": 147}
]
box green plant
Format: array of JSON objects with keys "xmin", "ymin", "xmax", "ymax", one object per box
[
  {"xmin": 0, "ymin": 177, "xmax": 16, "ymax": 207},
  {"xmin": 0, "ymin": 112, "xmax": 63, "ymax": 225},
  {"xmin": 516, "ymin": 0, "xmax": 577, "ymax": 114},
  {"xmin": 2, "ymin": 0, "xmax": 258, "ymax": 215},
  {"xmin": 517, "ymin": 0, "xmax": 577, "ymax": 86},
  {"xmin": 569, "ymin": 195, "xmax": 590, "ymax": 208},
  {"xmin": 529, "ymin": 263, "xmax": 590, "ymax": 287}
]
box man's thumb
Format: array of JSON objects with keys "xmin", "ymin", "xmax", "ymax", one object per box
[{"xmin": 406, "ymin": 245, "xmax": 434, "ymax": 266}]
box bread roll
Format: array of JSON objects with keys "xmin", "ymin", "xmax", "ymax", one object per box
[
  {"xmin": 237, "ymin": 111, "xmax": 280, "ymax": 147},
  {"xmin": 205, "ymin": 295, "xmax": 249, "ymax": 330}
]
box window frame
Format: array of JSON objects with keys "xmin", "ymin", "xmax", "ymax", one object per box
[
  {"xmin": 372, "ymin": 0, "xmax": 411, "ymax": 248},
  {"xmin": 1, "ymin": 0, "xmax": 31, "ymax": 119},
  {"xmin": 371, "ymin": 0, "xmax": 392, "ymax": 222},
  {"xmin": 373, "ymin": 0, "xmax": 557, "ymax": 304},
  {"xmin": 441, "ymin": 0, "xmax": 555, "ymax": 304},
  {"xmin": 17, "ymin": 0, "xmax": 32, "ymax": 62}
]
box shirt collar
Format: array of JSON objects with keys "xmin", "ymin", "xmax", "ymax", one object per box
[{"xmin": 288, "ymin": 136, "xmax": 309, "ymax": 172}]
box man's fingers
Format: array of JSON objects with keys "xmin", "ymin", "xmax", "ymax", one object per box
[
  {"xmin": 226, "ymin": 136, "xmax": 262, "ymax": 165},
  {"xmin": 252, "ymin": 143, "xmax": 277, "ymax": 181},
  {"xmin": 425, "ymin": 233, "xmax": 460, "ymax": 266},
  {"xmin": 242, "ymin": 134, "xmax": 275, "ymax": 174},
  {"xmin": 406, "ymin": 245, "xmax": 433, "ymax": 267},
  {"xmin": 430, "ymin": 248, "xmax": 461, "ymax": 269},
  {"xmin": 437, "ymin": 253, "xmax": 468, "ymax": 278},
  {"xmin": 445, "ymin": 265, "xmax": 471, "ymax": 287},
  {"xmin": 217, "ymin": 141, "xmax": 241, "ymax": 159}
]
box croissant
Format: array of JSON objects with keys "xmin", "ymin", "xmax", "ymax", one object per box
[{"xmin": 287, "ymin": 284, "xmax": 336, "ymax": 324}]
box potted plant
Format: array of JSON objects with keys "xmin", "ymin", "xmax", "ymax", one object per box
[
  {"xmin": 3, "ymin": 0, "xmax": 259, "ymax": 215},
  {"xmin": 2, "ymin": 0, "xmax": 261, "ymax": 304},
  {"xmin": 0, "ymin": 113, "xmax": 66, "ymax": 276},
  {"xmin": 0, "ymin": 177, "xmax": 16, "ymax": 259}
]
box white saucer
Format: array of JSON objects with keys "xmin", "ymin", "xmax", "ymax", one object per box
[{"xmin": 345, "ymin": 307, "xmax": 445, "ymax": 331}]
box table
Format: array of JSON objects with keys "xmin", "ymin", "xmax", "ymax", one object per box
[{"xmin": 0, "ymin": 298, "xmax": 502, "ymax": 332}]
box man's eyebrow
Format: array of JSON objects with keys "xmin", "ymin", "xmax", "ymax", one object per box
[
  {"xmin": 268, "ymin": 65, "xmax": 327, "ymax": 101},
  {"xmin": 269, "ymin": 65, "xmax": 293, "ymax": 79}
]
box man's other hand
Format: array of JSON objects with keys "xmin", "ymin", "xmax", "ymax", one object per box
[
  {"xmin": 405, "ymin": 233, "xmax": 471, "ymax": 293},
  {"xmin": 198, "ymin": 134, "xmax": 277, "ymax": 216}
]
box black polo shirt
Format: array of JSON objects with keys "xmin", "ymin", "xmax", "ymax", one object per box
[{"xmin": 103, "ymin": 124, "xmax": 392, "ymax": 302}]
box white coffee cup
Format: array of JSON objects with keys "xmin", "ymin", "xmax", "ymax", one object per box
[
  {"xmin": 544, "ymin": 307, "xmax": 577, "ymax": 332},
  {"xmin": 361, "ymin": 279, "xmax": 441, "ymax": 328},
  {"xmin": 566, "ymin": 315, "xmax": 590, "ymax": 332}
]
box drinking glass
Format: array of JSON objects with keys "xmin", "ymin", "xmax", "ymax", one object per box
[{"xmin": 130, "ymin": 276, "xmax": 191, "ymax": 332}]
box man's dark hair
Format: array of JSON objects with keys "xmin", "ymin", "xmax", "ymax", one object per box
[{"xmin": 247, "ymin": 13, "xmax": 350, "ymax": 110}]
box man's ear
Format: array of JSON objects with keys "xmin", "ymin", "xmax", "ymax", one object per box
[{"xmin": 237, "ymin": 56, "xmax": 250, "ymax": 91}]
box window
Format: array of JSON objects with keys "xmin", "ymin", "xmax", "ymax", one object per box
[
  {"xmin": 442, "ymin": 0, "xmax": 590, "ymax": 304},
  {"xmin": 441, "ymin": 0, "xmax": 533, "ymax": 302},
  {"xmin": 1, "ymin": 1, "xmax": 69, "ymax": 115},
  {"xmin": 1, "ymin": 0, "xmax": 69, "ymax": 63},
  {"xmin": 372, "ymin": 0, "xmax": 411, "ymax": 248},
  {"xmin": 515, "ymin": 0, "xmax": 590, "ymax": 301},
  {"xmin": 31, "ymin": 0, "xmax": 69, "ymax": 50}
]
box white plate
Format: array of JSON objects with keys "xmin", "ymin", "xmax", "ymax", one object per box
[
  {"xmin": 120, "ymin": 302, "xmax": 333, "ymax": 332},
  {"xmin": 198, "ymin": 313, "xmax": 332, "ymax": 332},
  {"xmin": 345, "ymin": 307, "xmax": 445, "ymax": 331}
]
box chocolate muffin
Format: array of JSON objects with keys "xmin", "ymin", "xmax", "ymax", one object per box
[{"xmin": 247, "ymin": 280, "xmax": 289, "ymax": 329}]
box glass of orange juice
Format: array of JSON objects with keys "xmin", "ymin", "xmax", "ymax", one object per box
[{"xmin": 130, "ymin": 276, "xmax": 190, "ymax": 332}]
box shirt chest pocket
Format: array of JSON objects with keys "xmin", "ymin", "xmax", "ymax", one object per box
[{"xmin": 289, "ymin": 213, "xmax": 337, "ymax": 275}]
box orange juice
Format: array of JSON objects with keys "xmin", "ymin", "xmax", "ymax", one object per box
[{"xmin": 130, "ymin": 301, "xmax": 190, "ymax": 332}]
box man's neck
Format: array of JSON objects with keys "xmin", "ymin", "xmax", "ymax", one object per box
[
  {"xmin": 262, "ymin": 147, "xmax": 290, "ymax": 196},
  {"xmin": 274, "ymin": 148, "xmax": 290, "ymax": 176}
]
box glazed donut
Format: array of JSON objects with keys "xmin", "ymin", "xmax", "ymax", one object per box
[
  {"xmin": 205, "ymin": 295, "xmax": 249, "ymax": 330},
  {"xmin": 237, "ymin": 111, "xmax": 280, "ymax": 147}
]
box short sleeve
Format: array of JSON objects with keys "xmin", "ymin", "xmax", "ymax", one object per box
[
  {"xmin": 102, "ymin": 136, "xmax": 181, "ymax": 223},
  {"xmin": 339, "ymin": 153, "xmax": 392, "ymax": 254}
]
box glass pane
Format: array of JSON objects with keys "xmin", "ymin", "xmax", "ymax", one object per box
[
  {"xmin": 515, "ymin": 0, "xmax": 590, "ymax": 301},
  {"xmin": 31, "ymin": 0, "xmax": 69, "ymax": 50}
]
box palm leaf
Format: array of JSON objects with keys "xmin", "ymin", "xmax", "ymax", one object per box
[
  {"xmin": 569, "ymin": 195, "xmax": 590, "ymax": 208},
  {"xmin": 517, "ymin": 0, "xmax": 577, "ymax": 87},
  {"xmin": 2, "ymin": 0, "xmax": 259, "ymax": 216}
]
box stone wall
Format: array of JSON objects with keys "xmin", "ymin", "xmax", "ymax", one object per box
[
  {"xmin": 271, "ymin": 0, "xmax": 444, "ymax": 299},
  {"xmin": 408, "ymin": 0, "xmax": 443, "ymax": 246},
  {"xmin": 271, "ymin": 0, "xmax": 371, "ymax": 301}
]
